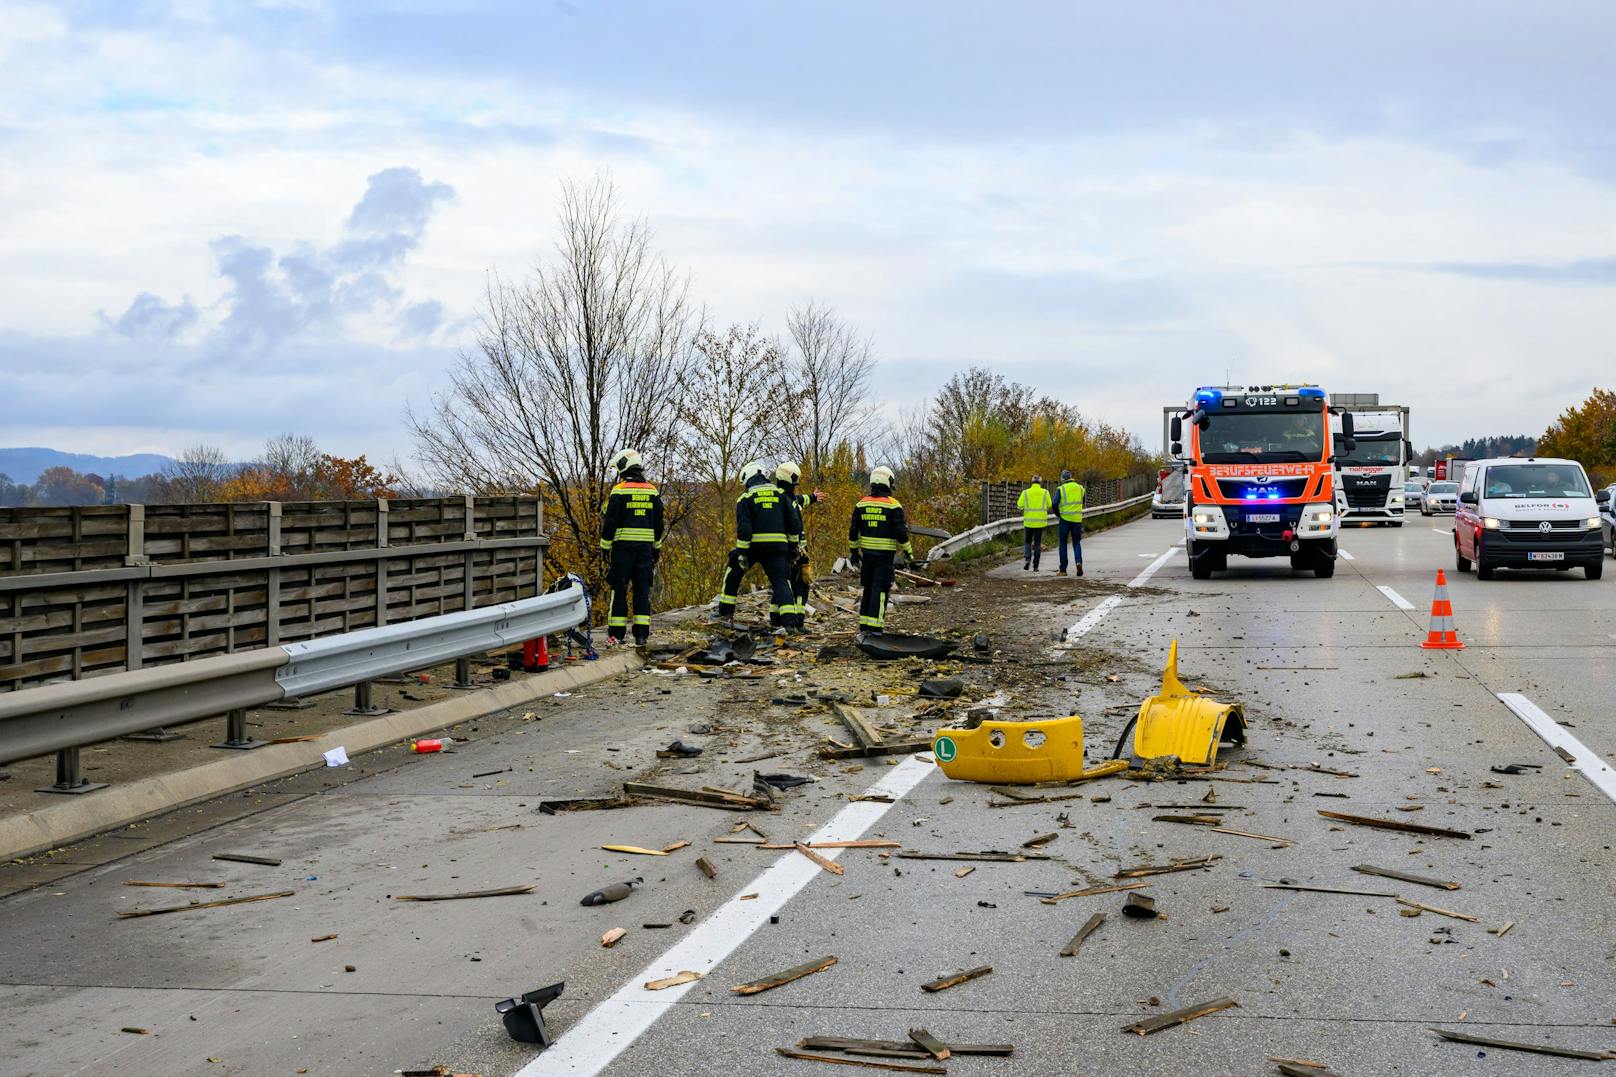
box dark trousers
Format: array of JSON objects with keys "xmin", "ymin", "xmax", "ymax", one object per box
[
  {"xmin": 717, "ymin": 548, "xmax": 752, "ymax": 620},
  {"xmin": 1058, "ymin": 519, "xmax": 1083, "ymax": 570},
  {"xmin": 753, "ymin": 547, "xmax": 801, "ymax": 628},
  {"xmin": 858, "ymin": 551, "xmax": 896, "ymax": 631},
  {"xmin": 718, "ymin": 548, "xmax": 799, "ymax": 627},
  {"xmin": 1023, "ymin": 526, "xmax": 1046, "ymax": 568},
  {"xmin": 791, "ymin": 552, "xmax": 812, "ymax": 610},
  {"xmin": 606, "ymin": 543, "xmax": 655, "ymax": 642}
]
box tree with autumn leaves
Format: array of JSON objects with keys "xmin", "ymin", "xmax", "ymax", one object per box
[{"xmin": 1537, "ymin": 388, "xmax": 1616, "ymax": 485}]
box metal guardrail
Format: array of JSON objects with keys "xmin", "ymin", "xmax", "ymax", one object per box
[
  {"xmin": 926, "ymin": 493, "xmax": 1155, "ymax": 561},
  {"xmin": 0, "ymin": 583, "xmax": 589, "ymax": 792}
]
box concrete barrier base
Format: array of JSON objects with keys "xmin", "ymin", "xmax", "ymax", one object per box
[{"xmin": 0, "ymin": 651, "xmax": 642, "ymax": 861}]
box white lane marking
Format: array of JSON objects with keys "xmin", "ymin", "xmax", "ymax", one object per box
[
  {"xmin": 1064, "ymin": 595, "xmax": 1123, "ymax": 642},
  {"xmin": 1129, "ymin": 548, "xmax": 1178, "ymax": 588},
  {"xmin": 1339, "ymin": 549, "xmax": 1355, "ymax": 561},
  {"xmin": 516, "ymin": 755, "xmax": 935, "ymax": 1076},
  {"xmin": 1431, "ymin": 528, "xmax": 1451, "ymax": 535},
  {"xmin": 1498, "ymin": 693, "xmax": 1616, "ymax": 806},
  {"xmin": 1376, "ymin": 585, "xmax": 1415, "ymax": 611},
  {"xmin": 1137, "ymin": 552, "xmax": 1156, "ymax": 557}
]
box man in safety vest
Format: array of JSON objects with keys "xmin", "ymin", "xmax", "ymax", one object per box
[
  {"xmin": 848, "ymin": 466, "xmax": 911, "ymax": 634},
  {"xmin": 1053, "ymin": 469, "xmax": 1085, "ymax": 577},
  {"xmin": 716, "ymin": 461, "xmax": 804, "ymax": 631},
  {"xmin": 775, "ymin": 461, "xmax": 822, "ymax": 619},
  {"xmin": 1017, "ymin": 475, "xmax": 1052, "ymax": 571},
  {"xmin": 599, "ymin": 449, "xmax": 664, "ymax": 645}
]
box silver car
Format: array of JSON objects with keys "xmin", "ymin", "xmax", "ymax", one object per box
[
  {"xmin": 1422, "ymin": 481, "xmax": 1459, "ymax": 515},
  {"xmin": 1403, "ymin": 481, "xmax": 1426, "ymax": 513}
]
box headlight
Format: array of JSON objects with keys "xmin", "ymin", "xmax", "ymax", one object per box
[
  {"xmin": 1193, "ymin": 511, "xmax": 1216, "ymax": 524},
  {"xmin": 1586, "ymin": 517, "xmax": 1601, "ymax": 529},
  {"xmin": 1391, "ymin": 495, "xmax": 1404, "ymax": 504},
  {"xmin": 1483, "ymin": 517, "xmax": 1501, "ymax": 530}
]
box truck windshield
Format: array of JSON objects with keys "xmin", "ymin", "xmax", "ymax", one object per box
[
  {"xmin": 1482, "ymin": 464, "xmax": 1592, "ymax": 498},
  {"xmin": 1335, "ymin": 435, "xmax": 1401, "ymax": 466},
  {"xmin": 1199, "ymin": 411, "xmax": 1324, "ymax": 464}
]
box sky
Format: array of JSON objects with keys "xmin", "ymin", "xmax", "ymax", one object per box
[{"xmin": 2, "ymin": 0, "xmax": 1614, "ymax": 465}]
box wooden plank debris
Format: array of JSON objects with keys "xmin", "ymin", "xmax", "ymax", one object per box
[
  {"xmin": 1429, "ymin": 1027, "xmax": 1613, "ymax": 1060},
  {"xmin": 820, "ymin": 741, "xmax": 930, "ymax": 760},
  {"xmin": 1060, "ymin": 913, "xmax": 1105, "ymax": 957},
  {"xmin": 1211, "ymin": 826, "xmax": 1293, "ymax": 846},
  {"xmin": 1021, "ymin": 832, "xmax": 1059, "ymax": 848},
  {"xmin": 1316, "ymin": 809, "xmax": 1472, "ymax": 839},
  {"xmin": 1395, "ymin": 897, "xmax": 1478, "ymax": 922},
  {"xmin": 661, "ymin": 840, "xmax": 691, "ymax": 853},
  {"xmin": 695, "ymin": 857, "xmax": 717, "ymax": 879},
  {"xmin": 1122, "ymin": 996, "xmax": 1238, "ymax": 1035},
  {"xmin": 954, "ymin": 866, "xmax": 974, "ymax": 878},
  {"xmin": 1351, "ymin": 864, "xmax": 1461, "ymax": 890},
  {"xmin": 623, "ymin": 781, "xmax": 770, "ymax": 811},
  {"xmin": 601, "ymin": 845, "xmax": 668, "ymax": 856},
  {"xmin": 1115, "ymin": 855, "xmax": 1219, "ymax": 879},
  {"xmin": 907, "ymin": 1028, "xmax": 950, "ymax": 1061},
  {"xmin": 731, "ymin": 955, "xmax": 837, "ymax": 995},
  {"xmin": 1042, "ymin": 882, "xmax": 1149, "ymax": 905},
  {"xmin": 774, "ymin": 1048, "xmax": 945, "ymax": 1074},
  {"xmin": 1262, "ymin": 884, "xmax": 1397, "ymax": 898},
  {"xmin": 757, "ymin": 840, "xmax": 901, "ymax": 850},
  {"xmin": 644, "ymin": 970, "xmax": 702, "ymax": 991},
  {"xmin": 921, "ymin": 965, "xmax": 992, "ymax": 993},
  {"xmin": 795, "ymin": 844, "xmax": 845, "ymax": 876},
  {"xmin": 393, "ymin": 885, "xmax": 534, "ymax": 902},
  {"xmin": 799, "ymin": 1037, "xmax": 1013, "ymax": 1057},
  {"xmin": 123, "ymin": 881, "xmax": 224, "ymax": 889},
  {"xmin": 897, "ymin": 851, "xmax": 1048, "ymax": 863},
  {"xmin": 831, "ymin": 701, "xmax": 884, "ymax": 751},
  {"xmin": 601, "ymin": 928, "xmax": 626, "ymax": 948},
  {"xmin": 1488, "ymin": 921, "xmax": 1515, "ymax": 937},
  {"xmin": 118, "ymin": 890, "xmax": 294, "ymax": 919},
  {"xmin": 211, "ymin": 853, "xmax": 281, "ymax": 866},
  {"xmin": 1153, "ymin": 814, "xmax": 1222, "ymax": 825}
]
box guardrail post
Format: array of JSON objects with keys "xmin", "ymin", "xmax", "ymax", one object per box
[
  {"xmin": 449, "ymin": 656, "xmax": 476, "ymax": 689},
  {"xmin": 37, "ymin": 747, "xmax": 108, "ymax": 794},
  {"xmin": 344, "ymin": 681, "xmax": 390, "ymax": 717},
  {"xmin": 211, "ymin": 708, "xmax": 265, "ymax": 751}
]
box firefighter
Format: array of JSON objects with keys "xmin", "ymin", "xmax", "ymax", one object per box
[
  {"xmin": 715, "ymin": 461, "xmax": 768, "ymax": 627},
  {"xmin": 1017, "ymin": 474, "xmax": 1052, "ymax": 571},
  {"xmin": 848, "ymin": 466, "xmax": 911, "ymax": 635},
  {"xmin": 775, "ymin": 461, "xmax": 822, "ymax": 619},
  {"xmin": 735, "ymin": 459, "xmax": 804, "ymax": 633},
  {"xmin": 1054, "ymin": 469, "xmax": 1085, "ymax": 577},
  {"xmin": 599, "ymin": 448, "xmax": 664, "ymax": 645}
]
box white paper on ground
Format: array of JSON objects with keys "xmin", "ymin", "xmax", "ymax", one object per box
[{"xmin": 323, "ymin": 746, "xmax": 350, "ymax": 767}]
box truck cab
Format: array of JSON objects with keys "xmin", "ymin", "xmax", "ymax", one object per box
[
  {"xmin": 1330, "ymin": 408, "xmax": 1410, "ymax": 526},
  {"xmin": 1172, "ymin": 385, "xmax": 1342, "ymax": 580},
  {"xmin": 1454, "ymin": 457, "xmax": 1604, "ymax": 580}
]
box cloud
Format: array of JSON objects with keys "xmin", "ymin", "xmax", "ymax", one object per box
[
  {"xmin": 122, "ymin": 167, "xmax": 455, "ymax": 356},
  {"xmin": 396, "ymin": 298, "xmax": 445, "ymax": 339},
  {"xmin": 1422, "ymin": 258, "xmax": 1616, "ymax": 285},
  {"xmin": 99, "ymin": 292, "xmax": 199, "ymax": 340}
]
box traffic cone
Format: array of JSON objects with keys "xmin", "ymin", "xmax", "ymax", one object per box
[{"xmin": 1420, "ymin": 569, "xmax": 1464, "ymax": 650}]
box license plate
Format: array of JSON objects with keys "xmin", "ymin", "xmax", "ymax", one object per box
[
  {"xmin": 1528, "ymin": 551, "xmax": 1564, "ymax": 562},
  {"xmin": 1246, "ymin": 513, "xmax": 1281, "ymax": 523}
]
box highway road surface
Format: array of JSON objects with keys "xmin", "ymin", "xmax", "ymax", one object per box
[{"xmin": 2, "ymin": 515, "xmax": 1613, "ymax": 1076}]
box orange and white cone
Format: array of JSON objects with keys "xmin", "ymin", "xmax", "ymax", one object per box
[{"xmin": 1420, "ymin": 569, "xmax": 1464, "ymax": 650}]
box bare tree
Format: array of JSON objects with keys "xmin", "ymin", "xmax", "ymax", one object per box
[
  {"xmin": 778, "ymin": 300, "xmax": 876, "ymax": 479},
  {"xmin": 678, "ymin": 323, "xmax": 785, "ymax": 539},
  {"xmin": 259, "ymin": 433, "xmax": 323, "ymax": 499},
  {"xmin": 408, "ymin": 175, "xmax": 700, "ymax": 572},
  {"xmin": 161, "ymin": 444, "xmax": 233, "ymax": 502}
]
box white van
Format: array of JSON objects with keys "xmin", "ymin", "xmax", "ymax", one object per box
[{"xmin": 1453, "ymin": 458, "xmax": 1604, "ymax": 580}]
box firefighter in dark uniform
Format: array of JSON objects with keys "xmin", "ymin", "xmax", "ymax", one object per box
[
  {"xmin": 847, "ymin": 466, "xmax": 912, "ymax": 635},
  {"xmin": 774, "ymin": 461, "xmax": 821, "ymax": 620},
  {"xmin": 734, "ymin": 461, "xmax": 804, "ymax": 633},
  {"xmin": 715, "ymin": 461, "xmax": 768, "ymax": 627},
  {"xmin": 599, "ymin": 448, "xmax": 664, "ymax": 645}
]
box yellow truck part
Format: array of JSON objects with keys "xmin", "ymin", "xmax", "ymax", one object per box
[
  {"xmin": 932, "ymin": 714, "xmax": 1126, "ymax": 785},
  {"xmin": 1133, "ymin": 639, "xmax": 1245, "ymax": 767}
]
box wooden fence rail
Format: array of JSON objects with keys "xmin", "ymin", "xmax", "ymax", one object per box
[{"xmin": 0, "ymin": 496, "xmax": 546, "ymax": 692}]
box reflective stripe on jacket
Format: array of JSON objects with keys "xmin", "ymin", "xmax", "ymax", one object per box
[
  {"xmin": 848, "ymin": 495, "xmax": 912, "ymax": 556},
  {"xmin": 736, "ymin": 482, "xmax": 801, "ymax": 549},
  {"xmin": 1056, "ymin": 481, "xmax": 1085, "ymax": 523},
  {"xmin": 1018, "ymin": 484, "xmax": 1052, "ymax": 528},
  {"xmin": 600, "ymin": 480, "xmax": 664, "ymax": 549}
]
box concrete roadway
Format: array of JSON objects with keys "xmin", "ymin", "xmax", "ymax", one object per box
[{"xmin": 2, "ymin": 515, "xmax": 1613, "ymax": 1075}]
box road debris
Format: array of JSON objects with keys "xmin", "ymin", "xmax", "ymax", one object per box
[
  {"xmin": 1021, "ymin": 832, "xmax": 1059, "ymax": 848},
  {"xmin": 657, "ymin": 740, "xmax": 704, "ymax": 758},
  {"xmin": 1121, "ymin": 893, "xmax": 1159, "ymax": 919},
  {"xmin": 496, "ymin": 982, "xmax": 564, "ymax": 1046},
  {"xmin": 921, "ymin": 965, "xmax": 992, "ymax": 992},
  {"xmin": 799, "ymin": 1037, "xmax": 1013, "ymax": 1058},
  {"xmin": 795, "ymin": 843, "xmax": 846, "ymax": 875},
  {"xmin": 394, "ymin": 885, "xmax": 534, "ymax": 902},
  {"xmin": 1316, "ymin": 809, "xmax": 1472, "ymax": 839},
  {"xmin": 601, "ymin": 845, "xmax": 668, "ymax": 856},
  {"xmin": 120, "ymin": 1026, "xmax": 149, "ymax": 1035},
  {"xmin": 1211, "ymin": 826, "xmax": 1293, "ymax": 847},
  {"xmin": 758, "ymin": 840, "xmax": 900, "ymax": 850},
  {"xmin": 1115, "ymin": 855, "xmax": 1219, "ymax": 878},
  {"xmin": 907, "ymin": 1028, "xmax": 950, "ymax": 1061},
  {"xmin": 934, "ymin": 713, "xmax": 1128, "ymax": 784},
  {"xmin": 644, "ymin": 970, "xmax": 702, "ymax": 991},
  {"xmin": 856, "ymin": 632, "xmax": 957, "ymax": 661},
  {"xmin": 1122, "ymin": 997, "xmax": 1238, "ymax": 1035},
  {"xmin": 731, "ymin": 955, "xmax": 837, "ymax": 995},
  {"xmin": 211, "ymin": 853, "xmax": 281, "ymax": 866},
  {"xmin": 774, "ymin": 1047, "xmax": 945, "ymax": 1074},
  {"xmin": 695, "ymin": 857, "xmax": 717, "ymax": 879},
  {"xmin": 897, "ymin": 851, "xmax": 1049, "ymax": 863},
  {"xmin": 1061, "ymin": 912, "xmax": 1105, "ymax": 957},
  {"xmin": 1489, "ymin": 921, "xmax": 1515, "ymax": 937},
  {"xmin": 118, "ymin": 890, "xmax": 295, "ymax": 918},
  {"xmin": 623, "ymin": 781, "xmax": 772, "ymax": 811},
  {"xmin": 1429, "ymin": 1027, "xmax": 1613, "ymax": 1060},
  {"xmin": 538, "ymin": 797, "xmax": 639, "ymax": 814},
  {"xmin": 1042, "ymin": 881, "xmax": 1149, "ymax": 905},
  {"xmin": 1262, "ymin": 884, "xmax": 1397, "ymax": 898},
  {"xmin": 580, "ymin": 879, "xmax": 642, "ymax": 906},
  {"xmin": 1490, "ymin": 763, "xmax": 1542, "ymax": 775},
  {"xmin": 123, "ymin": 881, "xmax": 224, "ymax": 889},
  {"xmin": 311, "ymin": 934, "xmax": 337, "ymax": 943},
  {"xmin": 1131, "ymin": 640, "xmax": 1246, "ymax": 767},
  {"xmin": 1351, "ymin": 864, "xmax": 1461, "ymax": 890},
  {"xmin": 1395, "ymin": 897, "xmax": 1479, "ymax": 922}
]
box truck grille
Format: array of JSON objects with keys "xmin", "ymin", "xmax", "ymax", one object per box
[{"xmin": 1341, "ymin": 473, "xmax": 1390, "ymax": 509}]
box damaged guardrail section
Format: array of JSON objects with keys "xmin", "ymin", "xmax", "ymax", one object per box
[
  {"xmin": 927, "ymin": 492, "xmax": 1154, "ymax": 561},
  {"xmin": 0, "ymin": 584, "xmax": 588, "ymax": 784}
]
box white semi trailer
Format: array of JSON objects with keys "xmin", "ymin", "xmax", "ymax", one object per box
[{"xmin": 1328, "ymin": 395, "xmax": 1412, "ymax": 526}]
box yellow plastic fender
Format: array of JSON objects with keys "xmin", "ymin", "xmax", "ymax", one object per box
[
  {"xmin": 932, "ymin": 714, "xmax": 1127, "ymax": 785},
  {"xmin": 1132, "ymin": 639, "xmax": 1245, "ymax": 767}
]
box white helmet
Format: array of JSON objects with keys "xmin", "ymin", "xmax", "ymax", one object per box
[
  {"xmin": 870, "ymin": 466, "xmax": 895, "ymax": 488},
  {"xmin": 775, "ymin": 461, "xmax": 802, "ymax": 485},
  {"xmin": 610, "ymin": 448, "xmax": 642, "ymax": 474},
  {"xmin": 741, "ymin": 459, "xmax": 770, "ymax": 483}
]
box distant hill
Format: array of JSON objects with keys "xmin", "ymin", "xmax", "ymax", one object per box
[{"xmin": 0, "ymin": 447, "xmax": 176, "ymax": 484}]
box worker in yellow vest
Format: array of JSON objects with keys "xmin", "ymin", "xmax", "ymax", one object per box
[
  {"xmin": 1016, "ymin": 476, "xmax": 1052, "ymax": 571},
  {"xmin": 1054, "ymin": 469, "xmax": 1085, "ymax": 577}
]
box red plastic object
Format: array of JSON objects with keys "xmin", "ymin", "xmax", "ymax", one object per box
[
  {"xmin": 522, "ymin": 636, "xmax": 550, "ymax": 671},
  {"xmin": 411, "ymin": 738, "xmax": 446, "ymax": 753}
]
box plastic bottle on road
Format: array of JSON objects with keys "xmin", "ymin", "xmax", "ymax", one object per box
[{"xmin": 410, "ymin": 737, "xmax": 455, "ymax": 753}]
